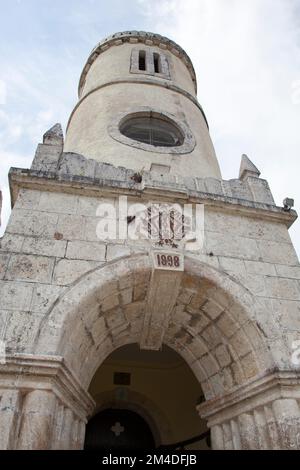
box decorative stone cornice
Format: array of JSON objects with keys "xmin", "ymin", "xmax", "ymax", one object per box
[
  {"xmin": 79, "ymin": 31, "xmax": 197, "ymax": 97},
  {"xmin": 197, "ymin": 369, "xmax": 300, "ymax": 426},
  {"xmin": 9, "ymin": 164, "xmax": 298, "ymax": 229},
  {"xmin": 0, "ymin": 354, "xmax": 95, "ymax": 421}
]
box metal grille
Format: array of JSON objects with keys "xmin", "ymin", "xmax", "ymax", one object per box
[{"xmin": 121, "ymin": 117, "xmax": 183, "ymax": 147}]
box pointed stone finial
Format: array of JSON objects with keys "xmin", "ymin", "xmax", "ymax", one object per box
[
  {"xmin": 43, "ymin": 123, "xmax": 64, "ymax": 146},
  {"xmin": 239, "ymin": 154, "xmax": 261, "ymax": 180}
]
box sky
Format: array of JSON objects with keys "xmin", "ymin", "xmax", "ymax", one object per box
[{"xmin": 0, "ymin": 0, "xmax": 299, "ymax": 257}]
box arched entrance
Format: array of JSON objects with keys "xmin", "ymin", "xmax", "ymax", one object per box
[
  {"xmin": 30, "ymin": 253, "xmax": 275, "ymax": 450},
  {"xmin": 84, "ymin": 343, "xmax": 210, "ymax": 450}
]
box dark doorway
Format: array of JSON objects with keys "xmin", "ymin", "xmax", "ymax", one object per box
[{"xmin": 84, "ymin": 408, "xmax": 155, "ymax": 450}]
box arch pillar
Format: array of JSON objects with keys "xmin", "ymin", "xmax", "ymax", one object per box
[
  {"xmin": 198, "ymin": 370, "xmax": 300, "ymax": 450},
  {"xmin": 0, "ymin": 354, "xmax": 95, "ymax": 450}
]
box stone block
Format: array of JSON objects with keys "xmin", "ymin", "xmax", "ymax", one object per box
[
  {"xmin": 245, "ymin": 260, "xmax": 276, "ymax": 276},
  {"xmin": 77, "ymin": 196, "xmax": 115, "ymax": 217},
  {"xmin": 0, "ymin": 281, "xmax": 34, "ymax": 311},
  {"xmin": 100, "ymin": 293, "xmax": 120, "ymax": 312},
  {"xmin": 57, "ymin": 152, "xmax": 96, "ymax": 179},
  {"xmin": 202, "ymin": 325, "xmax": 222, "ymax": 349},
  {"xmin": 228, "ymin": 180, "xmax": 253, "ymax": 201},
  {"xmin": 56, "ymin": 214, "xmax": 86, "ymax": 241},
  {"xmin": 38, "ymin": 192, "xmax": 78, "ymax": 214},
  {"xmin": 120, "ymin": 288, "xmax": 133, "ymax": 306},
  {"xmin": 200, "ymin": 354, "xmax": 219, "ymax": 377},
  {"xmin": 0, "ymin": 310, "xmax": 8, "ymax": 339},
  {"xmin": 202, "ymin": 299, "xmax": 224, "ymax": 320},
  {"xmin": 22, "ymin": 237, "xmax": 67, "ymax": 258},
  {"xmin": 215, "ymin": 344, "xmax": 232, "ymax": 367},
  {"xmin": 106, "ymin": 245, "xmax": 131, "ymax": 261},
  {"xmin": 0, "ymin": 234, "xmax": 24, "ymax": 253},
  {"xmin": 239, "ymin": 273, "xmax": 266, "ymax": 296},
  {"xmin": 258, "ymin": 240, "xmax": 298, "ymax": 265},
  {"xmin": 14, "ymin": 189, "xmax": 41, "ymax": 210},
  {"xmin": 219, "ymin": 257, "xmax": 246, "ymax": 275},
  {"xmin": 204, "ymin": 178, "xmax": 223, "ymax": 195},
  {"xmin": 264, "ymin": 277, "xmax": 300, "ymax": 300},
  {"xmin": 205, "ymin": 231, "xmax": 259, "ymax": 260},
  {"xmin": 6, "ymin": 209, "xmax": 58, "ymax": 238},
  {"xmin": 0, "ymin": 254, "xmax": 10, "ymax": 280},
  {"xmin": 5, "ymin": 254, "xmax": 55, "ymax": 284},
  {"xmin": 31, "ymin": 143, "xmax": 62, "ymax": 172},
  {"xmin": 240, "ymin": 352, "xmax": 258, "ymax": 379},
  {"xmin": 275, "ymin": 265, "xmax": 300, "ymax": 280},
  {"xmin": 66, "ymin": 241, "xmax": 106, "ymax": 261},
  {"xmin": 4, "ymin": 311, "xmax": 44, "ymax": 352},
  {"xmin": 217, "ymin": 313, "xmax": 239, "ymax": 338},
  {"xmin": 53, "ymin": 259, "xmax": 99, "ymax": 286},
  {"xmin": 31, "ymin": 284, "xmax": 67, "ymax": 314},
  {"xmin": 271, "ymin": 299, "xmax": 300, "ymax": 330},
  {"xmin": 230, "ymin": 330, "xmax": 252, "ymax": 357},
  {"xmin": 247, "ymin": 178, "xmax": 275, "ymax": 205}
]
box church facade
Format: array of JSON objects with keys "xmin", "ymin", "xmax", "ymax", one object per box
[{"xmin": 0, "ymin": 31, "xmax": 300, "ymax": 450}]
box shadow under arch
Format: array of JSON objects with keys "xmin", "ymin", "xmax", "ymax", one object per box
[
  {"xmin": 34, "ymin": 253, "xmax": 274, "ymax": 401},
  {"xmin": 90, "ymin": 388, "xmax": 174, "ymax": 447}
]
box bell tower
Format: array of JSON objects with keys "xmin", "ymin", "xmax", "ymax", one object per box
[
  {"xmin": 64, "ymin": 31, "xmax": 221, "ymax": 179},
  {"xmin": 1, "ymin": 31, "xmax": 300, "ymax": 451}
]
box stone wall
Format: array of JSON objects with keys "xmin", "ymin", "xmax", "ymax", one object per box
[{"xmin": 0, "ymin": 141, "xmax": 299, "ymax": 449}]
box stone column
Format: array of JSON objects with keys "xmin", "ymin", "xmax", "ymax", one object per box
[
  {"xmin": 16, "ymin": 390, "xmax": 57, "ymax": 450},
  {"xmin": 198, "ymin": 371, "xmax": 300, "ymax": 450},
  {"xmin": 59, "ymin": 407, "xmax": 74, "ymax": 449},
  {"xmin": 0, "ymin": 389, "xmax": 22, "ymax": 450},
  {"xmin": 0, "ymin": 355, "xmax": 94, "ymax": 450},
  {"xmin": 71, "ymin": 419, "xmax": 86, "ymax": 450},
  {"xmin": 272, "ymin": 398, "xmax": 300, "ymax": 449}
]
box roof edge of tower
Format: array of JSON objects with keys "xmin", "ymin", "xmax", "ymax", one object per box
[{"xmin": 78, "ymin": 31, "xmax": 197, "ymax": 97}]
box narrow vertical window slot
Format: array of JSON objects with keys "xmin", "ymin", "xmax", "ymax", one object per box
[
  {"xmin": 153, "ymin": 53, "xmax": 161, "ymax": 74},
  {"xmin": 139, "ymin": 51, "xmax": 146, "ymax": 71}
]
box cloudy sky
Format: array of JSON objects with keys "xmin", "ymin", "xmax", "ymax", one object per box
[{"xmin": 0, "ymin": 0, "xmax": 299, "ymax": 256}]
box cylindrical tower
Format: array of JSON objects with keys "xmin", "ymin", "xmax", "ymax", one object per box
[{"xmin": 64, "ymin": 31, "xmax": 221, "ymax": 179}]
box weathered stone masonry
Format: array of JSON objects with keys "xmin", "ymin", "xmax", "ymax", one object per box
[{"xmin": 0, "ymin": 31, "xmax": 300, "ymax": 449}]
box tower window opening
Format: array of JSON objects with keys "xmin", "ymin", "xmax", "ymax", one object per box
[
  {"xmin": 138, "ymin": 51, "xmax": 146, "ymax": 71},
  {"xmin": 153, "ymin": 53, "xmax": 161, "ymax": 74},
  {"xmin": 120, "ymin": 115, "xmax": 183, "ymax": 147}
]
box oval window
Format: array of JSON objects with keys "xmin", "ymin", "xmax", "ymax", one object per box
[{"xmin": 120, "ymin": 116, "xmax": 183, "ymax": 147}]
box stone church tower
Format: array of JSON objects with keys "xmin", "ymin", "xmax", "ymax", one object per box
[{"xmin": 0, "ymin": 31, "xmax": 300, "ymax": 450}]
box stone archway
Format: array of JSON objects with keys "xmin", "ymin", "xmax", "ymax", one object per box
[
  {"xmin": 27, "ymin": 252, "xmax": 278, "ymax": 449},
  {"xmin": 34, "ymin": 253, "xmax": 272, "ymax": 388}
]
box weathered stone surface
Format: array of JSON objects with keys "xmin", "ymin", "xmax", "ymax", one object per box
[
  {"xmin": 239, "ymin": 154, "xmax": 261, "ymax": 181},
  {"xmin": 0, "ymin": 234, "xmax": 24, "ymax": 253},
  {"xmin": 5, "ymin": 254, "xmax": 55, "ymax": 284},
  {"xmin": 1, "ymin": 29, "xmax": 299, "ymax": 452},
  {"xmin": 53, "ymin": 259, "xmax": 100, "ymax": 286},
  {"xmin": 31, "ymin": 284, "xmax": 67, "ymax": 314},
  {"xmin": 6, "ymin": 209, "xmax": 58, "ymax": 238},
  {"xmin": 38, "ymin": 192, "xmax": 78, "ymax": 214},
  {"xmin": 0, "ymin": 254, "xmax": 10, "ymax": 280},
  {"xmin": 22, "ymin": 237, "xmax": 67, "ymax": 258},
  {"xmin": 106, "ymin": 244, "xmax": 131, "ymax": 261},
  {"xmin": 0, "ymin": 281, "xmax": 34, "ymax": 310},
  {"xmin": 56, "ymin": 214, "xmax": 86, "ymax": 241},
  {"xmin": 43, "ymin": 123, "xmax": 64, "ymax": 146},
  {"xmin": 4, "ymin": 311, "xmax": 44, "ymax": 352},
  {"xmin": 66, "ymin": 241, "xmax": 106, "ymax": 261}
]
